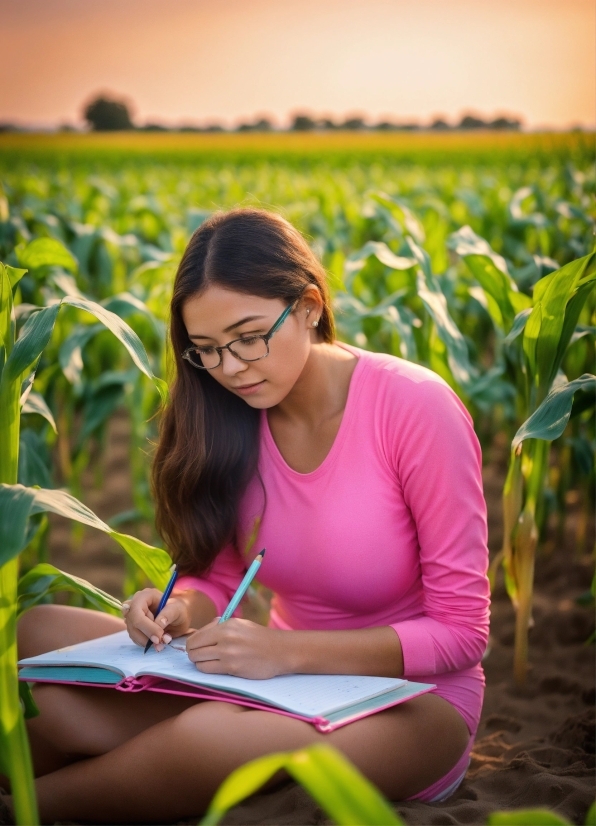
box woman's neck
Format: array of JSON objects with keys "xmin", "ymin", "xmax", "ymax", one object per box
[{"xmin": 270, "ymin": 341, "xmax": 357, "ymax": 429}]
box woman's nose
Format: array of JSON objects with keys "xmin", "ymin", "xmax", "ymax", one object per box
[{"xmin": 221, "ymin": 348, "xmax": 248, "ymax": 375}]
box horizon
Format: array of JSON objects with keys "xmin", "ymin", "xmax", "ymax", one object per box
[{"xmin": 1, "ymin": 0, "xmax": 593, "ymax": 131}]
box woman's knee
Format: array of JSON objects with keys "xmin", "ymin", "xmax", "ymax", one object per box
[{"xmin": 17, "ymin": 604, "xmax": 125, "ymax": 659}]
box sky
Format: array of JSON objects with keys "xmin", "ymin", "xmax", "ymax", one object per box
[{"xmin": 1, "ymin": 0, "xmax": 593, "ymax": 129}]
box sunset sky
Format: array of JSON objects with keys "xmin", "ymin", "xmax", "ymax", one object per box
[{"xmin": 1, "ymin": 0, "xmax": 593, "ymax": 129}]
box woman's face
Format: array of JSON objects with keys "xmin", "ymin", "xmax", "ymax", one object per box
[{"xmin": 181, "ymin": 284, "xmax": 320, "ymax": 409}]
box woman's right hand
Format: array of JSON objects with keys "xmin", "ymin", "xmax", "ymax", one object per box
[{"xmin": 122, "ymin": 588, "xmax": 193, "ymax": 649}]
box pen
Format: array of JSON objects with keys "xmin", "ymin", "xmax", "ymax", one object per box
[
  {"xmin": 144, "ymin": 566, "xmax": 179, "ymax": 654},
  {"xmin": 218, "ymin": 549, "xmax": 266, "ymax": 623}
]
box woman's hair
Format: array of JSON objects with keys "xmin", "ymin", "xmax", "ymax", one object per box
[{"xmin": 152, "ymin": 208, "xmax": 335, "ymax": 575}]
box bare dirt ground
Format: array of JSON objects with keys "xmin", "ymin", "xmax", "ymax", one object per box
[{"xmin": 45, "ymin": 414, "xmax": 595, "ymax": 825}]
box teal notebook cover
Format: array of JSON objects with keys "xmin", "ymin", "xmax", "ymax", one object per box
[{"xmin": 19, "ymin": 666, "xmax": 122, "ymax": 685}]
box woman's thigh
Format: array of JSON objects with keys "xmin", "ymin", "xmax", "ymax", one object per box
[
  {"xmin": 17, "ymin": 604, "xmax": 126, "ymax": 659},
  {"xmin": 170, "ymin": 691, "xmax": 470, "ymax": 802}
]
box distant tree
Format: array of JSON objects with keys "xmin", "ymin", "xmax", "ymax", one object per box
[
  {"xmin": 291, "ymin": 114, "xmax": 316, "ymax": 131},
  {"xmin": 458, "ymin": 114, "xmax": 487, "ymax": 130},
  {"xmin": 140, "ymin": 123, "xmax": 169, "ymax": 132},
  {"xmin": 317, "ymin": 118, "xmax": 337, "ymax": 130},
  {"xmin": 340, "ymin": 117, "xmax": 366, "ymax": 130},
  {"xmin": 83, "ymin": 95, "xmax": 134, "ymax": 131},
  {"xmin": 430, "ymin": 118, "xmax": 450, "ymax": 131},
  {"xmin": 395, "ymin": 123, "xmax": 420, "ymax": 131},
  {"xmin": 375, "ymin": 121, "xmax": 396, "ymax": 131},
  {"xmin": 489, "ymin": 116, "xmax": 522, "ymax": 131}
]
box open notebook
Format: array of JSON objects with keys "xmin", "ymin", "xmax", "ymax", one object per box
[{"xmin": 18, "ymin": 630, "xmax": 435, "ymax": 733}]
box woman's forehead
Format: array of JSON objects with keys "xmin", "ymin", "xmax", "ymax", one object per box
[{"xmin": 181, "ymin": 286, "xmax": 283, "ymax": 335}]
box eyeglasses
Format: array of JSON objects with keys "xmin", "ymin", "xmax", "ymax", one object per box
[{"xmin": 181, "ymin": 299, "xmax": 299, "ymax": 370}]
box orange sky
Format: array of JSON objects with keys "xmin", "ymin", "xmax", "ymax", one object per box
[{"xmin": 1, "ymin": 0, "xmax": 593, "ymax": 128}]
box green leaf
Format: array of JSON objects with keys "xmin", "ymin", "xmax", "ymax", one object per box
[
  {"xmin": 512, "ymin": 375, "xmax": 596, "ymax": 451},
  {"xmin": 6, "ymin": 265, "xmax": 28, "ymax": 289},
  {"xmin": 61, "ymin": 296, "xmax": 167, "ymax": 402},
  {"xmin": 345, "ymin": 241, "xmax": 416, "ymax": 280},
  {"xmin": 406, "ymin": 237, "xmax": 476, "ymax": 389},
  {"xmin": 3, "ymin": 295, "xmax": 166, "ymax": 402},
  {"xmin": 18, "ymin": 681, "xmax": 40, "ymax": 720},
  {"xmin": 16, "ymin": 237, "xmax": 78, "ymax": 274},
  {"xmin": 201, "ymin": 752, "xmax": 288, "ymax": 825},
  {"xmin": 504, "ymin": 309, "xmax": 532, "ymax": 346},
  {"xmin": 0, "ymin": 484, "xmax": 36, "ymax": 565},
  {"xmin": 21, "ymin": 391, "xmax": 57, "ymax": 433},
  {"xmin": 524, "ymin": 253, "xmax": 596, "ymax": 406},
  {"xmin": 487, "ymin": 809, "xmax": 571, "ymax": 825},
  {"xmin": 448, "ymin": 225, "xmax": 531, "ymax": 330},
  {"xmin": 201, "ymin": 744, "xmax": 403, "ymax": 826},
  {"xmin": 585, "ymin": 801, "xmax": 596, "ymax": 826},
  {"xmin": 287, "ymin": 744, "xmax": 402, "ymax": 826},
  {"xmin": 58, "ymin": 323, "xmax": 104, "ymax": 384},
  {"xmin": 2, "ymin": 304, "xmax": 61, "ymax": 385},
  {"xmin": 0, "ymin": 484, "xmax": 172, "ymax": 588},
  {"xmin": 18, "ymin": 563, "xmax": 122, "ymax": 616}
]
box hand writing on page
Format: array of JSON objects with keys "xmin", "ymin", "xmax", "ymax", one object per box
[
  {"xmin": 122, "ymin": 588, "xmax": 193, "ymax": 651},
  {"xmin": 186, "ymin": 618, "xmax": 288, "ymax": 679}
]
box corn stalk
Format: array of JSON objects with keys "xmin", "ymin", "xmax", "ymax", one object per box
[{"xmin": 0, "ymin": 255, "xmax": 169, "ymax": 823}]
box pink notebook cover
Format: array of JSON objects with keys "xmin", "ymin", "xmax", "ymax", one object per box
[{"xmin": 18, "ymin": 672, "xmax": 435, "ymax": 733}]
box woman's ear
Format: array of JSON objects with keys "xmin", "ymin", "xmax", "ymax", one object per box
[{"xmin": 301, "ymin": 284, "xmax": 324, "ymax": 327}]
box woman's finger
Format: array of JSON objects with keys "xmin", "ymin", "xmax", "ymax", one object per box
[{"xmin": 186, "ymin": 643, "xmax": 219, "ymax": 664}]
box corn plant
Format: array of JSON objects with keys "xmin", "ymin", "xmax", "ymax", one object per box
[
  {"xmin": 451, "ymin": 242, "xmax": 595, "ymax": 684},
  {"xmin": 0, "ymin": 259, "xmax": 171, "ymax": 824}
]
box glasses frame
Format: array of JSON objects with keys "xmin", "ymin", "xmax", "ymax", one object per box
[{"xmin": 181, "ymin": 298, "xmax": 300, "ymax": 370}]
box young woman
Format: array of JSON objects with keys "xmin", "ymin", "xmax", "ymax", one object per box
[{"xmin": 13, "ymin": 208, "xmax": 490, "ymax": 824}]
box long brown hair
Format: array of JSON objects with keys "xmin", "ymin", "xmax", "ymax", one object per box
[{"xmin": 152, "ymin": 208, "xmax": 335, "ymax": 575}]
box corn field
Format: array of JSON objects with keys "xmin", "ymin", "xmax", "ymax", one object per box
[{"xmin": 0, "ymin": 131, "xmax": 594, "ymax": 824}]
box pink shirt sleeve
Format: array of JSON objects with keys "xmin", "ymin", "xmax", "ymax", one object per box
[
  {"xmin": 387, "ymin": 377, "xmax": 490, "ymax": 677},
  {"xmin": 174, "ymin": 542, "xmax": 246, "ymax": 616}
]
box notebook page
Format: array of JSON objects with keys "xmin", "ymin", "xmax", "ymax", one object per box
[
  {"xmin": 17, "ymin": 630, "xmax": 184, "ymax": 678},
  {"xmin": 141, "ymin": 656, "xmax": 406, "ymax": 717}
]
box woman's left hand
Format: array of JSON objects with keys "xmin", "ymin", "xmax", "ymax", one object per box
[{"xmin": 185, "ymin": 618, "xmax": 288, "ymax": 679}]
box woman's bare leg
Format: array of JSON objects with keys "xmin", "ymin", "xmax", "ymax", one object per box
[
  {"xmin": 17, "ymin": 605, "xmax": 470, "ymax": 823},
  {"xmin": 34, "ymin": 693, "xmax": 469, "ymax": 824},
  {"xmin": 17, "ymin": 605, "xmax": 199, "ymax": 776}
]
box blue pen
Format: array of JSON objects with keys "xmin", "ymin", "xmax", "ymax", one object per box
[
  {"xmin": 219, "ymin": 549, "xmax": 266, "ymax": 623},
  {"xmin": 144, "ymin": 566, "xmax": 179, "ymax": 653}
]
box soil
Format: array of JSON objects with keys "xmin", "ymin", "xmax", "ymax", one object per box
[{"xmin": 44, "ymin": 413, "xmax": 595, "ymax": 825}]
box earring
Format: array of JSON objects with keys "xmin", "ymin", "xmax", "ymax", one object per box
[
  {"xmin": 306, "ymin": 309, "xmax": 311, "ymax": 317},
  {"xmin": 312, "ymin": 320, "xmax": 319, "ymax": 327}
]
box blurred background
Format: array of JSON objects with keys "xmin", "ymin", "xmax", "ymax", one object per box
[{"xmin": 1, "ymin": 0, "xmax": 593, "ymax": 132}]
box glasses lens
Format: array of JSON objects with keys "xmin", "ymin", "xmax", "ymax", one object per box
[
  {"xmin": 187, "ymin": 347, "xmax": 220, "ymax": 369},
  {"xmin": 230, "ymin": 336, "xmax": 268, "ymax": 362}
]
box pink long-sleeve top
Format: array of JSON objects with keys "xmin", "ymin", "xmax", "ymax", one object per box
[{"xmin": 177, "ymin": 343, "xmax": 491, "ymax": 736}]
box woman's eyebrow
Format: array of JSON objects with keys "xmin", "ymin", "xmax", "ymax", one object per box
[{"xmin": 188, "ymin": 315, "xmax": 268, "ymax": 340}]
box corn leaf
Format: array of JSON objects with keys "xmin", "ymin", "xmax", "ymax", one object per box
[
  {"xmin": 524, "ymin": 253, "xmax": 596, "ymax": 406},
  {"xmin": 487, "ymin": 809, "xmax": 570, "ymax": 825},
  {"xmin": 201, "ymin": 744, "xmax": 403, "ymax": 826},
  {"xmin": 512, "ymin": 375, "xmax": 596, "ymax": 451},
  {"xmin": 2, "ymin": 295, "xmax": 167, "ymax": 401},
  {"xmin": 406, "ymin": 237, "xmax": 476, "ymax": 389},
  {"xmin": 448, "ymin": 225, "xmax": 531, "ymax": 330},
  {"xmin": 201, "ymin": 752, "xmax": 288, "ymax": 825},
  {"xmin": 58, "ymin": 323, "xmax": 104, "ymax": 384},
  {"xmin": 2, "ymin": 304, "xmax": 61, "ymax": 384},
  {"xmin": 6, "ymin": 265, "xmax": 27, "ymax": 290},
  {"xmin": 20, "ymin": 391, "xmax": 57, "ymax": 433},
  {"xmin": 16, "ymin": 237, "xmax": 78, "ymax": 274},
  {"xmin": 17, "ymin": 563, "xmax": 122, "ymax": 616},
  {"xmin": 0, "ymin": 484, "xmax": 172, "ymax": 588}
]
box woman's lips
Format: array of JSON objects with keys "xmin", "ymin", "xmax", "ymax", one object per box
[{"xmin": 234, "ymin": 380, "xmax": 266, "ymax": 396}]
